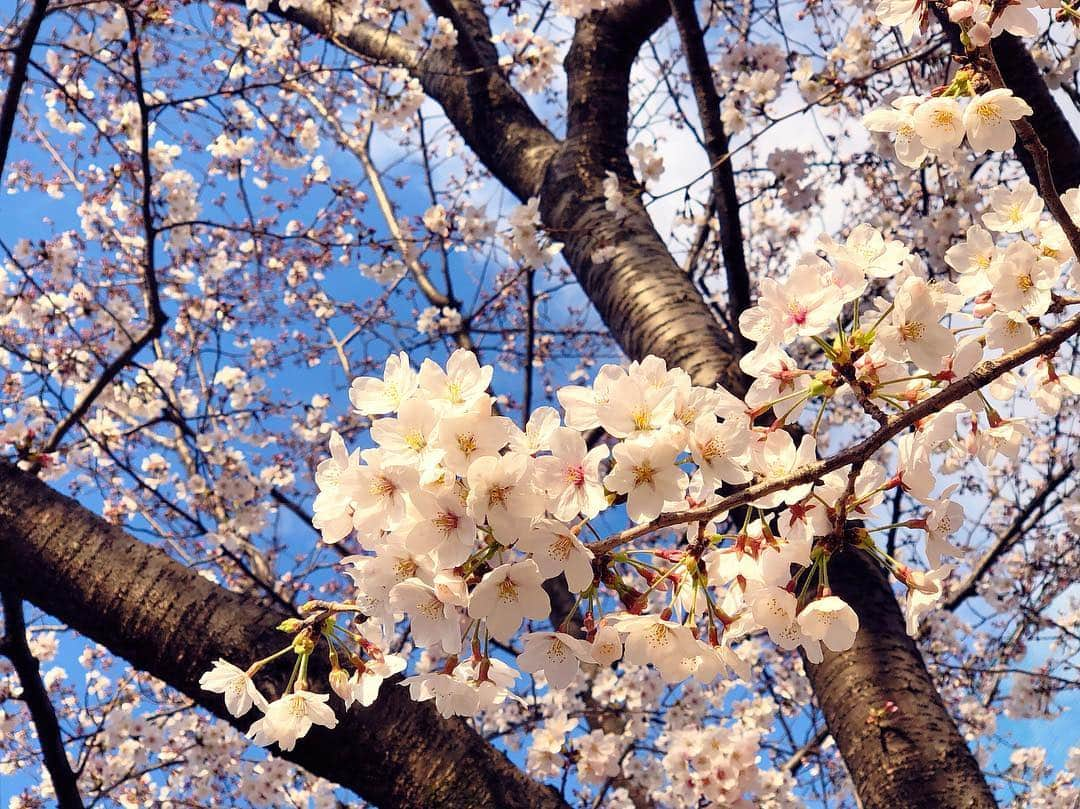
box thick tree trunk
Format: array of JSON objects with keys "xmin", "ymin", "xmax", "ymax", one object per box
[
  {"xmin": 804, "ymin": 549, "xmax": 997, "ymax": 809},
  {"xmin": 0, "ymin": 463, "xmax": 567, "ymax": 809}
]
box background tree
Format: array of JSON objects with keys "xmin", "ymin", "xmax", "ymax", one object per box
[{"xmin": 1, "ymin": 0, "xmax": 1079, "ymax": 807}]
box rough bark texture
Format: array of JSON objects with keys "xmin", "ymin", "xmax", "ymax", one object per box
[
  {"xmin": 994, "ymin": 33, "xmax": 1080, "ymax": 193},
  {"xmin": 0, "ymin": 463, "xmax": 568, "ymax": 809},
  {"xmin": 804, "ymin": 549, "xmax": 997, "ymax": 809}
]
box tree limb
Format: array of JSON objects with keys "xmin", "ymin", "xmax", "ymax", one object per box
[
  {"xmin": 0, "ymin": 0, "xmax": 48, "ymax": 180},
  {"xmin": 1, "ymin": 588, "xmax": 85, "ymax": 809},
  {"xmin": 0, "ymin": 464, "xmax": 568, "ymax": 809},
  {"xmin": 944, "ymin": 462, "xmax": 1074, "ymax": 611},
  {"xmin": 667, "ymin": 0, "xmax": 752, "ymax": 342}
]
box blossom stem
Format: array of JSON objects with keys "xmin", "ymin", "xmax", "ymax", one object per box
[
  {"xmin": 811, "ymin": 397, "xmax": 828, "ymax": 437},
  {"xmin": 776, "ymin": 393, "xmax": 810, "ymax": 426},
  {"xmin": 867, "ymin": 522, "xmax": 916, "ymax": 533},
  {"xmin": 877, "ymin": 373, "xmax": 933, "ymax": 386},
  {"xmin": 296, "ymin": 652, "xmax": 311, "ymax": 691},
  {"xmin": 247, "ymin": 644, "xmax": 295, "ymax": 678},
  {"xmin": 811, "ymin": 335, "xmax": 837, "ymax": 359},
  {"xmin": 640, "ymin": 558, "xmax": 686, "ymax": 599},
  {"xmin": 866, "ymin": 302, "xmax": 895, "ymax": 338},
  {"xmin": 284, "ymin": 655, "xmax": 302, "ymax": 694}
]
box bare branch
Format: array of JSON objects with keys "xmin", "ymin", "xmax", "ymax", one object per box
[
  {"xmin": 943, "ymin": 462, "xmax": 1074, "ymax": 612},
  {"xmin": 1, "ymin": 588, "xmax": 85, "ymax": 809},
  {"xmin": 0, "ymin": 0, "xmax": 48, "ymax": 180},
  {"xmin": 33, "ymin": 11, "xmax": 166, "ymax": 460}
]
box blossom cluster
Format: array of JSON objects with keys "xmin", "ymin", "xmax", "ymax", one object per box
[
  {"xmin": 877, "ymin": 0, "xmax": 1048, "ymax": 45},
  {"xmin": 202, "ymin": 167, "xmax": 1080, "ymax": 752},
  {"xmin": 864, "ymin": 85, "xmax": 1032, "ymax": 168},
  {"xmin": 184, "ymin": 0, "xmax": 1080, "ymax": 768}
]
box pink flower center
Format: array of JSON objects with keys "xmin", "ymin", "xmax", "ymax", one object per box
[{"xmin": 564, "ymin": 465, "xmax": 586, "ymax": 487}]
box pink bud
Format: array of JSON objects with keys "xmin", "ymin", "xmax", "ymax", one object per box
[
  {"xmin": 968, "ymin": 22, "xmax": 991, "ymax": 47},
  {"xmin": 329, "ymin": 668, "xmax": 351, "ymax": 702},
  {"xmin": 948, "ymin": 1, "xmax": 974, "ymax": 21}
]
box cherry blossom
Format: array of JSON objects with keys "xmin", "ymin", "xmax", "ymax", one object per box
[
  {"xmin": 467, "ymin": 560, "xmax": 551, "ymax": 641},
  {"xmin": 246, "ymin": 691, "xmax": 338, "ymax": 752},
  {"xmin": 603, "ymin": 437, "xmax": 689, "ymax": 523},
  {"xmin": 199, "ymin": 660, "xmax": 268, "ymax": 718},
  {"xmin": 797, "ymin": 596, "xmax": 860, "ymax": 653},
  {"xmin": 517, "ymin": 631, "xmax": 596, "ymax": 689},
  {"xmin": 963, "ymin": 89, "xmax": 1033, "ymax": 153}
]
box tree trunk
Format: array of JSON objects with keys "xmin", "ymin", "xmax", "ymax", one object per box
[
  {"xmin": 0, "ymin": 463, "xmax": 567, "ymax": 809},
  {"xmin": 804, "ymin": 549, "xmax": 997, "ymax": 809}
]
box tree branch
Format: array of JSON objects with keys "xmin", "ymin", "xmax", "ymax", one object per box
[
  {"xmin": 588, "ymin": 304, "xmax": 1080, "ymax": 555},
  {"xmin": 803, "ymin": 548, "xmax": 996, "ymax": 809},
  {"xmin": 33, "ymin": 12, "xmax": 166, "ymax": 461},
  {"xmin": 0, "ymin": 0, "xmax": 48, "ymax": 180},
  {"xmin": 667, "ymin": 0, "xmax": 752, "ymax": 343},
  {"xmin": 539, "ymin": 0, "xmax": 747, "ymax": 391},
  {"xmin": 1, "ymin": 588, "xmax": 85, "ymax": 809},
  {"xmin": 943, "ymin": 462, "xmax": 1074, "ymax": 611},
  {"xmin": 0, "ymin": 464, "xmax": 568, "ymax": 809}
]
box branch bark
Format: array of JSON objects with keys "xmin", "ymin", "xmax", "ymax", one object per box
[
  {"xmin": 0, "ymin": 464, "xmax": 568, "ymax": 809},
  {"xmin": 0, "ymin": 0, "xmax": 48, "ymax": 180},
  {"xmin": 803, "ymin": 549, "xmax": 997, "ymax": 809},
  {"xmin": 539, "ymin": 0, "xmax": 748, "ymax": 392},
  {"xmin": 1, "ymin": 588, "xmax": 85, "ymax": 809},
  {"xmin": 992, "ymin": 33, "xmax": 1080, "ymax": 193},
  {"xmin": 667, "ymin": 0, "xmax": 752, "ymax": 340}
]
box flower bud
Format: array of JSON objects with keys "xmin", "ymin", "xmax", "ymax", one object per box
[
  {"xmin": 329, "ymin": 668, "xmax": 351, "ymax": 702},
  {"xmin": 948, "ymin": 1, "xmax": 974, "ymax": 21},
  {"xmin": 968, "ymin": 22, "xmax": 991, "ymax": 47}
]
